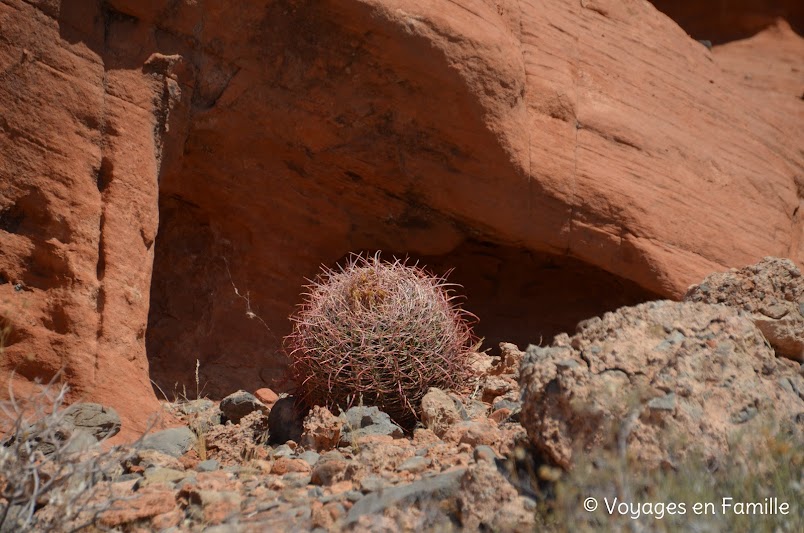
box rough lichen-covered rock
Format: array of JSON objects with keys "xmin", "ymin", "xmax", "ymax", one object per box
[
  {"xmin": 301, "ymin": 406, "xmax": 343, "ymax": 452},
  {"xmin": 420, "ymin": 388, "xmax": 463, "ymax": 437},
  {"xmin": 519, "ymin": 300, "xmax": 804, "ymax": 469},
  {"xmin": 685, "ymin": 257, "xmax": 804, "ymax": 362},
  {"xmin": 62, "ymin": 403, "xmax": 121, "ymax": 441}
]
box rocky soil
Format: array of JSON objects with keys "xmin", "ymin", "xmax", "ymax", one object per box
[
  {"xmin": 3, "ymin": 257, "xmax": 802, "ymax": 532},
  {"xmin": 3, "ymin": 346, "xmax": 536, "ymax": 532}
]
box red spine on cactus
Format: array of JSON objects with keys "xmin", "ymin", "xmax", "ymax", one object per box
[{"xmin": 284, "ymin": 253, "xmax": 477, "ymax": 427}]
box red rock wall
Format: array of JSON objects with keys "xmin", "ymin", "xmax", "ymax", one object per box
[
  {"xmin": 1, "ymin": 0, "xmax": 802, "ymax": 435},
  {"xmin": 0, "ymin": 0, "xmax": 166, "ymax": 437}
]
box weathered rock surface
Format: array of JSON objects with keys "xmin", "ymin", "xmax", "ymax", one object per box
[
  {"xmin": 62, "ymin": 402, "xmax": 121, "ymax": 440},
  {"xmin": 420, "ymin": 387, "xmax": 463, "ymax": 437},
  {"xmin": 344, "ymin": 468, "xmax": 466, "ymax": 525},
  {"xmin": 650, "ymin": 0, "xmax": 802, "ymax": 44},
  {"xmin": 0, "ymin": 0, "xmax": 172, "ymax": 438},
  {"xmin": 519, "ymin": 300, "xmax": 804, "ymax": 469},
  {"xmin": 754, "ymin": 319, "xmax": 804, "ymax": 363},
  {"xmin": 301, "ymin": 406, "xmax": 343, "ymax": 452},
  {"xmin": 203, "ymin": 411, "xmax": 270, "ymax": 465},
  {"xmin": 125, "ymin": 449, "xmax": 184, "ymax": 473},
  {"xmin": 141, "ymin": 427, "xmax": 197, "ymax": 458},
  {"xmin": 685, "ymin": 257, "xmax": 803, "ymax": 317},
  {"xmin": 456, "ymin": 462, "xmax": 536, "ymax": 532},
  {"xmin": 685, "ymin": 256, "xmax": 804, "ymax": 362},
  {"xmin": 339, "ymin": 406, "xmax": 404, "ymax": 445},
  {"xmin": 1, "ymin": 0, "xmax": 802, "ymax": 435},
  {"xmin": 219, "ymin": 390, "xmax": 266, "ymax": 424},
  {"xmin": 16, "ymin": 408, "xmax": 103, "ymax": 455}
]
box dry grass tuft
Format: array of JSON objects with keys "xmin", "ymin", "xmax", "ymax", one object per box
[
  {"xmin": 534, "ymin": 420, "xmax": 802, "ymax": 532},
  {"xmin": 0, "ymin": 374, "xmax": 136, "ymax": 532}
]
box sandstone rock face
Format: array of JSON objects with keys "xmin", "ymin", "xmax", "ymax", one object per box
[
  {"xmin": 519, "ymin": 300, "xmax": 804, "ymax": 469},
  {"xmin": 685, "ymin": 256, "xmax": 804, "ymax": 361},
  {"xmin": 1, "ymin": 0, "xmax": 802, "ymax": 434},
  {"xmin": 0, "ymin": 0, "xmax": 168, "ymax": 437}
]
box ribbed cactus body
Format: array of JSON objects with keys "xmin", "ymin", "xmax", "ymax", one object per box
[{"xmin": 285, "ymin": 254, "xmax": 476, "ymax": 427}]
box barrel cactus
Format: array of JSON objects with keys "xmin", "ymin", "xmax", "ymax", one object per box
[{"xmin": 285, "ymin": 253, "xmax": 476, "ymax": 427}]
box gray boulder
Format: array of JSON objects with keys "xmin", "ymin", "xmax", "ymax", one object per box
[
  {"xmin": 141, "ymin": 426, "xmax": 196, "ymax": 457},
  {"xmin": 339, "ymin": 406, "xmax": 403, "ymax": 446},
  {"xmin": 345, "ymin": 468, "xmax": 465, "ymax": 525},
  {"xmin": 63, "ymin": 403, "xmax": 121, "ymax": 440},
  {"xmin": 220, "ymin": 390, "xmax": 266, "ymax": 424}
]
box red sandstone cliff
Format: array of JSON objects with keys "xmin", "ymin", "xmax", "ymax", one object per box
[{"xmin": 1, "ymin": 0, "xmax": 802, "ymax": 436}]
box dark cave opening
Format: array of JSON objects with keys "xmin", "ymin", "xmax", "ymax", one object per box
[
  {"xmin": 354, "ymin": 243, "xmax": 662, "ymax": 354},
  {"xmin": 648, "ymin": 0, "xmax": 802, "ymax": 44},
  {"xmin": 145, "ymin": 207, "xmax": 660, "ymax": 400}
]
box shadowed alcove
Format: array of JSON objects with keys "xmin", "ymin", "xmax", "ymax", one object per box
[
  {"xmin": 146, "ymin": 212, "xmax": 658, "ymax": 399},
  {"xmin": 649, "ymin": 0, "xmax": 802, "ymax": 44},
  {"xmin": 144, "ymin": 0, "xmax": 661, "ymax": 399}
]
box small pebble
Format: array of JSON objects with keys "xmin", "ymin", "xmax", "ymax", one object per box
[
  {"xmin": 346, "ymin": 490, "xmax": 364, "ymax": 502},
  {"xmin": 196, "ymin": 459, "xmax": 220, "ymax": 472},
  {"xmin": 272, "ymin": 444, "xmax": 294, "ymax": 458},
  {"xmin": 359, "ymin": 475, "xmax": 386, "ymax": 493},
  {"xmin": 299, "ymin": 450, "xmax": 321, "ymax": 466},
  {"xmin": 396, "ymin": 456, "xmax": 431, "ymax": 473},
  {"xmin": 473, "ymin": 445, "xmax": 497, "ymax": 463}
]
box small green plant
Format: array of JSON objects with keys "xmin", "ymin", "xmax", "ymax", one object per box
[
  {"xmin": 533, "ymin": 420, "xmax": 803, "ymax": 532},
  {"xmin": 285, "ymin": 253, "xmax": 476, "ymax": 427}
]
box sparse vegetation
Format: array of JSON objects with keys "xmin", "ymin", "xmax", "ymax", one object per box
[
  {"xmin": 0, "ymin": 374, "xmax": 135, "ymax": 532},
  {"xmin": 285, "ymin": 253, "xmax": 477, "ymax": 426},
  {"xmin": 534, "ymin": 421, "xmax": 803, "ymax": 532}
]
